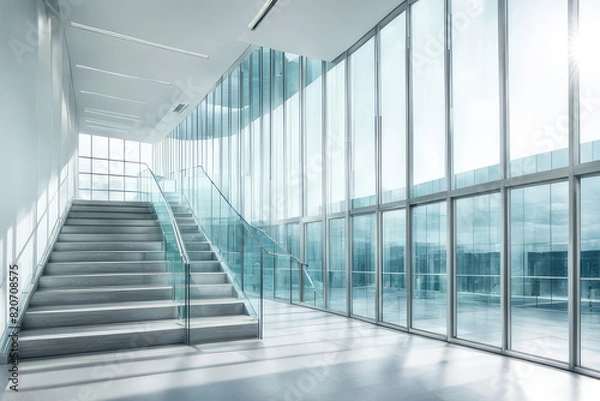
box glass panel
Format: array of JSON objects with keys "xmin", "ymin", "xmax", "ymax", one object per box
[
  {"xmin": 92, "ymin": 159, "xmax": 108, "ymax": 175},
  {"xmin": 79, "ymin": 158, "xmax": 91, "ymax": 174},
  {"xmin": 109, "ymin": 161, "xmax": 124, "ymax": 176},
  {"xmin": 93, "ymin": 135, "xmax": 108, "ymax": 159},
  {"xmin": 381, "ymin": 13, "xmax": 407, "ymax": 203},
  {"xmin": 273, "ymin": 51, "xmax": 285, "ymax": 221},
  {"xmin": 79, "ymin": 134, "xmax": 91, "ymax": 157},
  {"xmin": 412, "ymin": 0, "xmax": 446, "ymax": 197},
  {"xmin": 286, "ymin": 223, "xmax": 301, "ymax": 303},
  {"xmin": 222, "ymin": 77, "xmax": 230, "ymax": 198},
  {"xmin": 273, "ymin": 226, "xmax": 289, "ymax": 301},
  {"xmin": 93, "ymin": 175, "xmax": 109, "ymax": 191},
  {"xmin": 109, "ymin": 138, "xmax": 124, "ymax": 160},
  {"xmin": 452, "ymin": 0, "xmax": 500, "ymax": 188},
  {"xmin": 579, "ymin": 0, "xmax": 600, "ymax": 163},
  {"xmin": 329, "ymin": 218, "xmax": 347, "ymax": 314},
  {"xmin": 508, "ymin": 0, "xmax": 569, "ymax": 176},
  {"xmin": 261, "ymin": 49, "xmax": 271, "ymax": 223},
  {"xmin": 350, "ymin": 38, "xmax": 376, "ymax": 209},
  {"xmin": 110, "ymin": 176, "xmax": 124, "ymax": 191},
  {"xmin": 510, "ymin": 182, "xmax": 568, "ymax": 362},
  {"xmin": 382, "ymin": 210, "xmax": 406, "ymax": 326},
  {"xmin": 580, "ymin": 177, "xmax": 600, "ymax": 370},
  {"xmin": 125, "ymin": 140, "xmax": 140, "ymax": 163},
  {"xmin": 141, "ymin": 143, "xmax": 153, "ymax": 167},
  {"xmin": 352, "ymin": 214, "xmax": 376, "ymax": 319},
  {"xmin": 456, "ymin": 194, "xmax": 501, "ymax": 346},
  {"xmin": 305, "ymin": 221, "xmax": 324, "ymax": 308},
  {"xmin": 92, "ymin": 190, "xmax": 109, "ymax": 201},
  {"xmin": 305, "ymin": 58, "xmax": 323, "ymax": 216},
  {"xmin": 109, "ymin": 191, "xmax": 124, "ymax": 202},
  {"xmin": 125, "ymin": 162, "xmax": 141, "ymax": 176},
  {"xmin": 124, "ymin": 177, "xmax": 138, "ymax": 192},
  {"xmin": 79, "ymin": 173, "xmax": 91, "ymax": 190},
  {"xmin": 326, "ymin": 61, "xmax": 346, "ymax": 214},
  {"xmin": 286, "ymin": 54, "xmax": 301, "ymax": 218},
  {"xmin": 412, "ymin": 202, "xmax": 447, "ymax": 334},
  {"xmin": 79, "ymin": 190, "xmax": 91, "ymax": 200}
]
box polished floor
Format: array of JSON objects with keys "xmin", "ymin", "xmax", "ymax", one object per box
[{"xmin": 1, "ymin": 301, "xmax": 599, "ymax": 401}]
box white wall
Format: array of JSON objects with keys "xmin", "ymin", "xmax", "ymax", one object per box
[{"xmin": 0, "ymin": 0, "xmax": 78, "ymax": 343}]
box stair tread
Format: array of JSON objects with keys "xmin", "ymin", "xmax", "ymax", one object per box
[
  {"xmin": 54, "ymin": 242, "xmax": 163, "ymax": 246},
  {"xmin": 189, "ymin": 315, "xmax": 257, "ymax": 329},
  {"xmin": 42, "ymin": 272, "xmax": 224, "ymax": 278},
  {"xmin": 21, "ymin": 315, "xmax": 257, "ymax": 341},
  {"xmin": 27, "ymin": 298, "xmax": 245, "ymax": 313},
  {"xmin": 35, "ymin": 284, "xmax": 233, "ymax": 292},
  {"xmin": 20, "ymin": 319, "xmax": 182, "ymax": 340},
  {"xmin": 46, "ymin": 261, "xmax": 168, "ymax": 266}
]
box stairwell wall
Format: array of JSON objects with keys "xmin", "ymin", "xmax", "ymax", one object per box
[{"xmin": 0, "ymin": 0, "xmax": 78, "ymax": 344}]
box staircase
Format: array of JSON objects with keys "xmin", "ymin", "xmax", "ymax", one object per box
[{"xmin": 18, "ymin": 199, "xmax": 258, "ymax": 359}]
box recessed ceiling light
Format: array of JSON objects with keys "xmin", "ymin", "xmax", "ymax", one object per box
[
  {"xmin": 87, "ymin": 124, "xmax": 130, "ymax": 134},
  {"xmin": 81, "ymin": 90, "xmax": 149, "ymax": 105},
  {"xmin": 248, "ymin": 0, "xmax": 279, "ymax": 30},
  {"xmin": 76, "ymin": 64, "xmax": 171, "ymax": 86},
  {"xmin": 84, "ymin": 108, "xmax": 141, "ymax": 120},
  {"xmin": 85, "ymin": 119, "xmax": 131, "ymax": 129},
  {"xmin": 71, "ymin": 22, "xmax": 210, "ymax": 60}
]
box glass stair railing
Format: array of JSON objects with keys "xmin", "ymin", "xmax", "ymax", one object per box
[
  {"xmin": 138, "ymin": 166, "xmax": 191, "ymax": 341},
  {"xmin": 169, "ymin": 166, "xmax": 317, "ymax": 316}
]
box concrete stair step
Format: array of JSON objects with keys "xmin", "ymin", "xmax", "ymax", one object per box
[
  {"xmin": 39, "ymin": 273, "xmax": 173, "ymax": 288},
  {"xmin": 49, "ymin": 251, "xmax": 165, "ymax": 263},
  {"xmin": 179, "ymin": 225, "xmax": 200, "ymax": 234},
  {"xmin": 65, "ymin": 219, "xmax": 160, "ymax": 227},
  {"xmin": 190, "ymin": 261, "xmax": 222, "ymax": 273},
  {"xmin": 61, "ymin": 226, "xmax": 163, "ymax": 235},
  {"xmin": 23, "ymin": 298, "xmax": 246, "ymax": 329},
  {"xmin": 189, "ymin": 315, "xmax": 258, "ymax": 343},
  {"xmin": 70, "ymin": 205, "xmax": 153, "ymax": 214},
  {"xmin": 30, "ymin": 286, "xmax": 173, "ymax": 306},
  {"xmin": 187, "ymin": 251, "xmax": 217, "ymax": 261},
  {"xmin": 72, "ymin": 200, "xmax": 150, "ymax": 208},
  {"xmin": 38, "ymin": 272, "xmax": 227, "ymax": 287},
  {"xmin": 182, "ymin": 233, "xmax": 208, "ymax": 242},
  {"xmin": 44, "ymin": 261, "xmax": 169, "ymax": 275},
  {"xmin": 54, "ymin": 242, "xmax": 163, "ymax": 252},
  {"xmin": 68, "ymin": 211, "xmax": 155, "ymax": 220},
  {"xmin": 58, "ymin": 233, "xmax": 164, "ymax": 242},
  {"xmin": 18, "ymin": 319, "xmax": 185, "ymax": 359}
]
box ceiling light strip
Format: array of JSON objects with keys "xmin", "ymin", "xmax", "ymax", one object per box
[
  {"xmin": 85, "ymin": 119, "xmax": 131, "ymax": 129},
  {"xmin": 81, "ymin": 90, "xmax": 149, "ymax": 105},
  {"xmin": 76, "ymin": 64, "xmax": 171, "ymax": 86},
  {"xmin": 247, "ymin": 0, "xmax": 279, "ymax": 30},
  {"xmin": 87, "ymin": 125, "xmax": 130, "ymax": 134},
  {"xmin": 85, "ymin": 111, "xmax": 140, "ymax": 122},
  {"xmin": 84, "ymin": 108, "xmax": 141, "ymax": 120},
  {"xmin": 71, "ymin": 22, "xmax": 209, "ymax": 60}
]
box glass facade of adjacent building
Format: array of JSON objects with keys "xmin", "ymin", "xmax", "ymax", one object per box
[{"xmin": 155, "ymin": 0, "xmax": 600, "ymax": 375}]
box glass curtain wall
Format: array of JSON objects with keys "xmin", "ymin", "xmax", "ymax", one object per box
[{"xmin": 155, "ymin": 0, "xmax": 600, "ymax": 375}]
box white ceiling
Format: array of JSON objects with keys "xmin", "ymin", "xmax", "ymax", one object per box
[{"xmin": 61, "ymin": 0, "xmax": 406, "ymax": 144}]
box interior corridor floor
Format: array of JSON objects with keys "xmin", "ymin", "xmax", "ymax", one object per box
[{"xmin": 1, "ymin": 300, "xmax": 599, "ymax": 401}]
